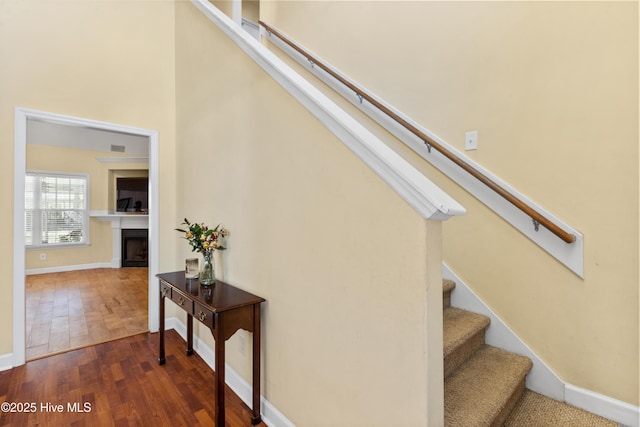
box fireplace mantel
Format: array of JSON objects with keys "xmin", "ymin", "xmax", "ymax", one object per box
[
  {"xmin": 90, "ymin": 210, "xmax": 149, "ymax": 267},
  {"xmin": 90, "ymin": 210, "xmax": 149, "ymax": 228}
]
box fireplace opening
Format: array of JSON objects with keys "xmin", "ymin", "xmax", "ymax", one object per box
[{"xmin": 121, "ymin": 229, "xmax": 148, "ymax": 267}]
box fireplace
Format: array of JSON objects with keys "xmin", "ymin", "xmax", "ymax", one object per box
[{"xmin": 121, "ymin": 229, "xmax": 148, "ymax": 267}]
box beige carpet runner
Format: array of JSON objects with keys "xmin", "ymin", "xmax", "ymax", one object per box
[{"xmin": 442, "ymin": 279, "xmax": 618, "ymax": 426}]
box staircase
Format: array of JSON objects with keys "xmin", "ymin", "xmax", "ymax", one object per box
[
  {"xmin": 442, "ymin": 280, "xmax": 623, "ymax": 427},
  {"xmin": 443, "ymin": 279, "xmax": 533, "ymax": 426}
]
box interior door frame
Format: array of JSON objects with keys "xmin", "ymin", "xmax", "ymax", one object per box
[{"xmin": 13, "ymin": 107, "xmax": 160, "ymax": 366}]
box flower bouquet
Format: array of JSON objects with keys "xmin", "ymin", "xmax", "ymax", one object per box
[{"xmin": 176, "ymin": 218, "xmax": 228, "ymax": 285}]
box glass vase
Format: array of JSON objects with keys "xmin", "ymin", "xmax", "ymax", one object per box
[{"xmin": 200, "ymin": 252, "xmax": 215, "ymax": 286}]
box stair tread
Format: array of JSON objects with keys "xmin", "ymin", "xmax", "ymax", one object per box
[
  {"xmin": 445, "ymin": 345, "xmax": 533, "ymax": 427},
  {"xmin": 442, "ymin": 279, "xmax": 456, "ymax": 309},
  {"xmin": 504, "ymin": 390, "xmax": 618, "ymax": 426},
  {"xmin": 443, "ymin": 279, "xmax": 456, "ymax": 294},
  {"xmin": 443, "ymin": 307, "xmax": 490, "ymax": 357}
]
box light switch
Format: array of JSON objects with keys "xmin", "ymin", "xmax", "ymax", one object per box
[{"xmin": 465, "ymin": 131, "xmax": 478, "ymax": 151}]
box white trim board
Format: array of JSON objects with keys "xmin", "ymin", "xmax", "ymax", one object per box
[
  {"xmin": 13, "ymin": 107, "xmax": 161, "ymax": 368},
  {"xmin": 263, "ymin": 25, "xmax": 584, "ymax": 278},
  {"xmin": 566, "ymin": 384, "xmax": 639, "ymax": 427},
  {"xmin": 95, "ymin": 157, "xmax": 149, "ymax": 163},
  {"xmin": 190, "ymin": 0, "xmax": 465, "ymax": 223},
  {"xmin": 26, "ymin": 262, "xmax": 114, "ymax": 276},
  {"xmin": 443, "ymin": 264, "xmax": 640, "ymax": 427},
  {"xmin": 0, "ymin": 353, "xmax": 13, "ymax": 372},
  {"xmin": 165, "ymin": 318, "xmax": 296, "ymax": 427}
]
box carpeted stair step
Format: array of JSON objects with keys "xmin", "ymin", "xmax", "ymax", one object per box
[
  {"xmin": 443, "ymin": 279, "xmax": 456, "ymax": 309},
  {"xmin": 444, "ymin": 345, "xmax": 533, "ymax": 427},
  {"xmin": 444, "ymin": 307, "xmax": 490, "ymax": 378},
  {"xmin": 504, "ymin": 390, "xmax": 619, "ymax": 426}
]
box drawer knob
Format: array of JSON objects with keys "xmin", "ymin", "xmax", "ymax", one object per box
[
  {"xmin": 178, "ymin": 296, "xmax": 186, "ymax": 306},
  {"xmin": 198, "ymin": 311, "xmax": 207, "ymax": 322}
]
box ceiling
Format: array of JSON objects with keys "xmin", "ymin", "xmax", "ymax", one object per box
[{"xmin": 27, "ymin": 119, "xmax": 149, "ymax": 156}]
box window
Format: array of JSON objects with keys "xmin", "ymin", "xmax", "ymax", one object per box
[{"xmin": 25, "ymin": 172, "xmax": 89, "ymax": 247}]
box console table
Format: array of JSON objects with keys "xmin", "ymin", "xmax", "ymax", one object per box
[{"xmin": 157, "ymin": 271, "xmax": 265, "ymax": 425}]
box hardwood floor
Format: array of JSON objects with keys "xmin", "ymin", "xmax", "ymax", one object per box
[
  {"xmin": 0, "ymin": 330, "xmax": 267, "ymax": 426},
  {"xmin": 26, "ymin": 268, "xmax": 149, "ymax": 360}
]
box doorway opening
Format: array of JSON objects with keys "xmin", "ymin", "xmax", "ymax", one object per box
[{"xmin": 13, "ymin": 108, "xmax": 160, "ymax": 366}]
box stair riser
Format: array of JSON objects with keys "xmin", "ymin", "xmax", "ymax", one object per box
[
  {"xmin": 443, "ymin": 290, "xmax": 452, "ymax": 309},
  {"xmin": 444, "ymin": 328, "xmax": 486, "ymax": 378},
  {"xmin": 491, "ymin": 378, "xmax": 527, "ymax": 427},
  {"xmin": 444, "ymin": 346, "xmax": 533, "ymax": 427},
  {"xmin": 442, "ymin": 279, "xmax": 455, "ymax": 309}
]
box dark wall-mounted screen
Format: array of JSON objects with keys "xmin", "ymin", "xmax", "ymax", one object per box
[{"xmin": 116, "ymin": 177, "xmax": 148, "ymax": 212}]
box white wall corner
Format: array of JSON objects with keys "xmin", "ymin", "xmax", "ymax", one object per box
[
  {"xmin": 13, "ymin": 108, "xmax": 28, "ymax": 368},
  {"xmin": 231, "ymin": 0, "xmax": 242, "ymax": 25}
]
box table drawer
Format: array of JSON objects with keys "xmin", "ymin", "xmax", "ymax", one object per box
[
  {"xmin": 194, "ymin": 301, "xmax": 215, "ymax": 329},
  {"xmin": 171, "ymin": 290, "xmax": 193, "ymax": 312}
]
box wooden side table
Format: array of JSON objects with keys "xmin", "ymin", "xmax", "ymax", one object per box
[{"xmin": 157, "ymin": 271, "xmax": 265, "ymax": 425}]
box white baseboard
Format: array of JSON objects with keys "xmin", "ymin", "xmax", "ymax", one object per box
[
  {"xmin": 442, "ymin": 263, "xmax": 640, "ymax": 426},
  {"xmin": 26, "ymin": 262, "xmax": 114, "ymax": 276},
  {"xmin": 0, "ymin": 353, "xmax": 14, "ymax": 372},
  {"xmin": 566, "ymin": 384, "xmax": 640, "ymax": 427},
  {"xmin": 165, "ymin": 317, "xmax": 296, "ymax": 427}
]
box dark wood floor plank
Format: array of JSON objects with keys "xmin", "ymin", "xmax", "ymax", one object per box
[{"xmin": 0, "ymin": 331, "xmax": 266, "ymax": 427}]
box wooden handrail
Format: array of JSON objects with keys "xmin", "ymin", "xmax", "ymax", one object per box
[{"xmin": 259, "ymin": 21, "xmax": 576, "ymax": 244}]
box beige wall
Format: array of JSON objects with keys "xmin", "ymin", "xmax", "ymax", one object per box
[
  {"xmin": 25, "ymin": 144, "xmax": 148, "ymax": 270},
  {"xmin": 176, "ymin": 2, "xmax": 443, "ymax": 425},
  {"xmin": 210, "ymin": 0, "xmax": 233, "ymax": 19},
  {"xmin": 0, "ymin": 0, "xmax": 176, "ymax": 355},
  {"xmin": 243, "ymin": 0, "xmax": 259, "ymax": 22},
  {"xmin": 262, "ymin": 1, "xmax": 639, "ymax": 406}
]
